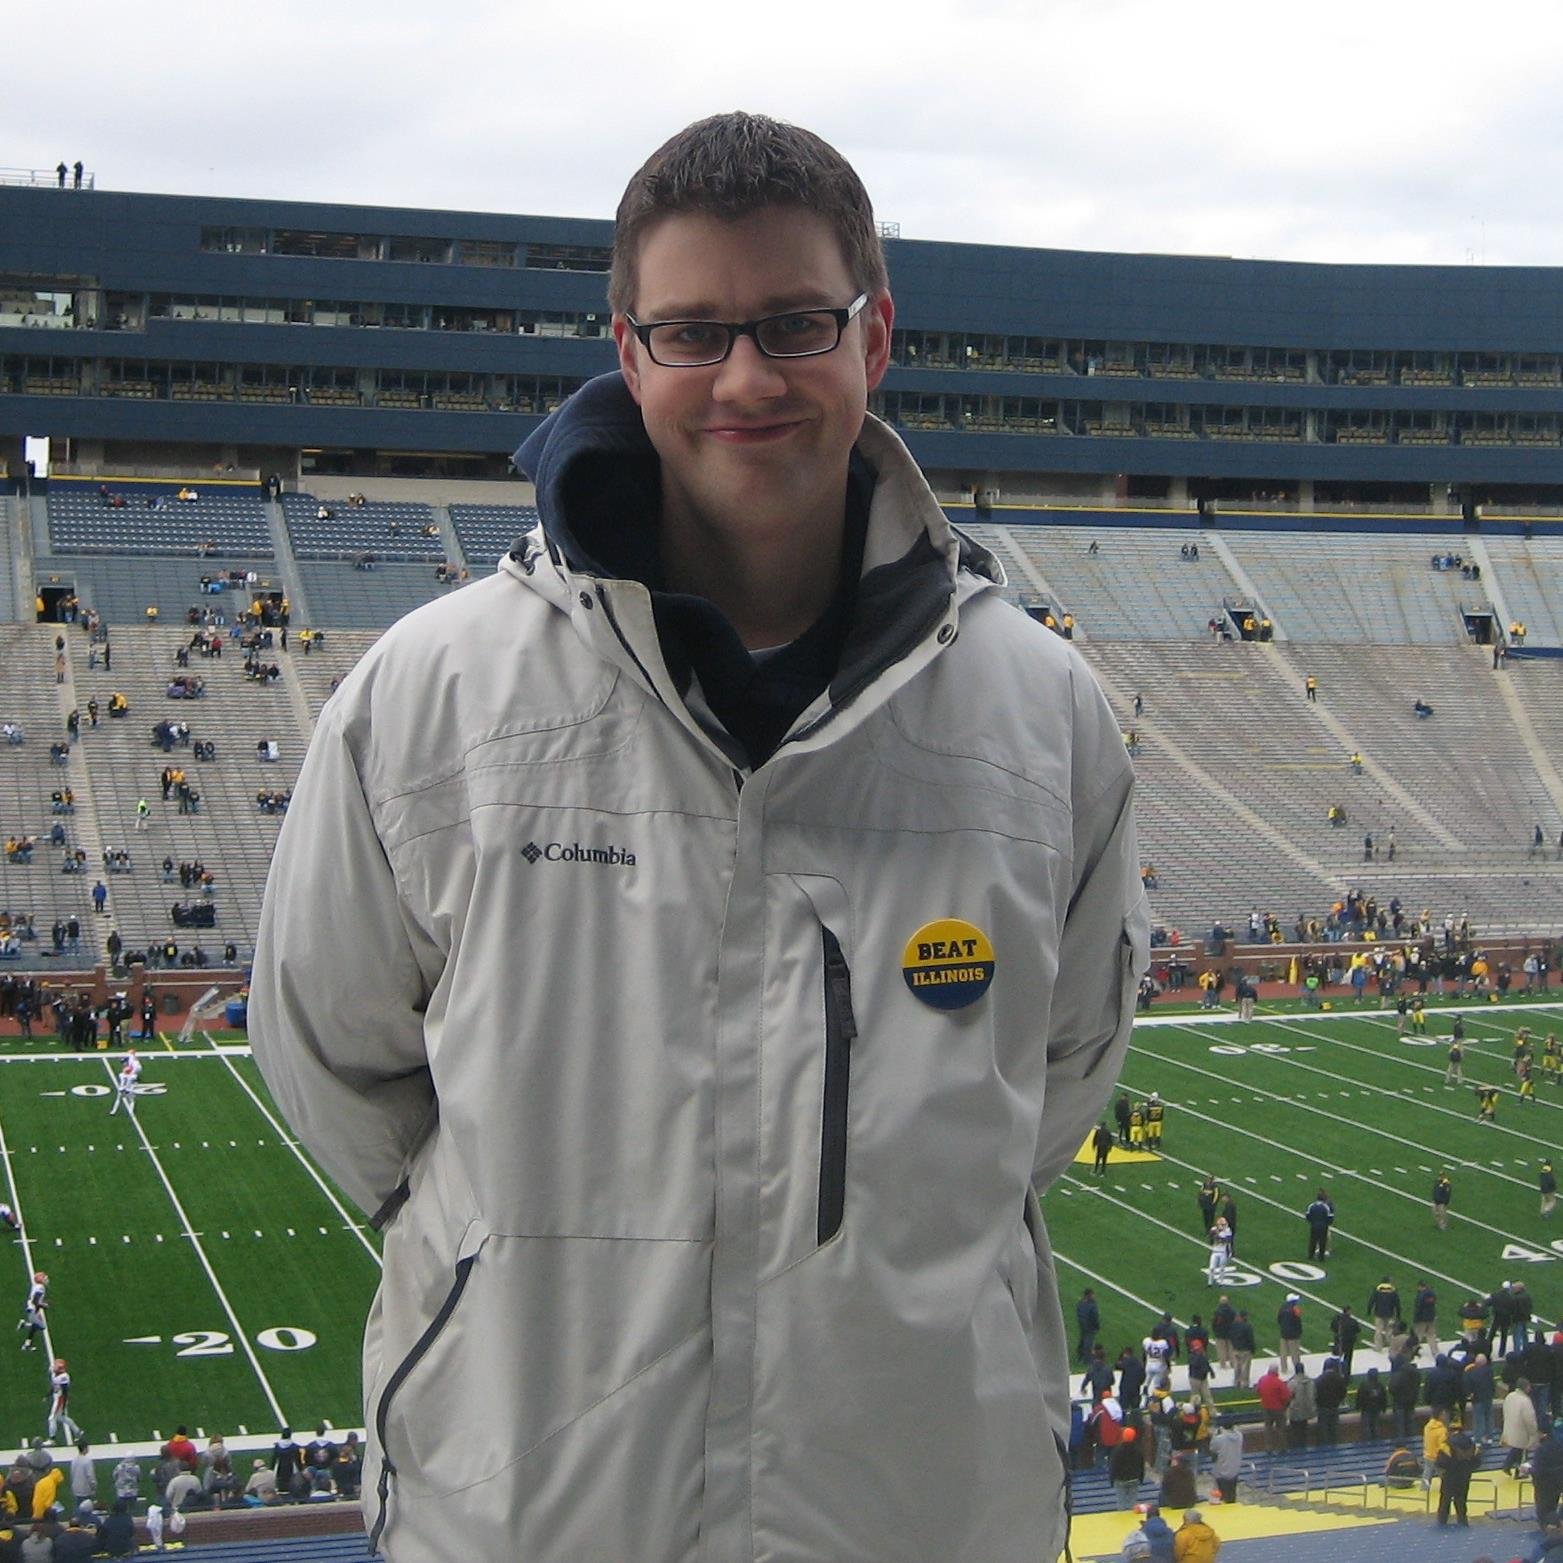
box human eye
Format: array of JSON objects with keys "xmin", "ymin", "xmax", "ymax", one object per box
[{"xmin": 651, "ymin": 321, "xmax": 726, "ymax": 361}]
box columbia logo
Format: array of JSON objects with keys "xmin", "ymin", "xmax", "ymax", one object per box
[{"xmin": 521, "ymin": 840, "xmax": 637, "ymax": 868}]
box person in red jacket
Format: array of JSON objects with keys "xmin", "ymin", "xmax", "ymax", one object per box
[{"xmin": 1255, "ymin": 1363, "xmax": 1293, "ymax": 1455}]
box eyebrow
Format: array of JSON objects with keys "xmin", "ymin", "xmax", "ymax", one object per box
[{"xmin": 635, "ymin": 292, "xmax": 840, "ymax": 321}]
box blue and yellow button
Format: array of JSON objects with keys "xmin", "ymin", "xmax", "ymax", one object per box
[{"xmin": 902, "ymin": 919, "xmax": 995, "ymax": 1010}]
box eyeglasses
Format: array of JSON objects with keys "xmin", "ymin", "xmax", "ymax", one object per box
[{"xmin": 626, "ymin": 293, "xmax": 868, "ymax": 367}]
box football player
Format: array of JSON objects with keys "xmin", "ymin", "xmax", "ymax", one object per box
[
  {"xmin": 108, "ymin": 1049, "xmax": 142, "ymax": 1117},
  {"xmin": 17, "ymin": 1271, "xmax": 47, "ymax": 1351},
  {"xmin": 47, "ymin": 1357, "xmax": 82, "ymax": 1444}
]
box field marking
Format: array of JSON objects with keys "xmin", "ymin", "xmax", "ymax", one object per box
[
  {"xmin": 201, "ymin": 1036, "xmax": 380, "ymax": 1272},
  {"xmin": 98, "ymin": 1058, "xmax": 287, "ymax": 1428},
  {"xmin": 1219, "ymin": 1015, "xmax": 1563, "ymax": 1161},
  {"xmin": 0, "ymin": 1095, "xmax": 55, "ymax": 1365},
  {"xmin": 1050, "ymin": 1247, "xmax": 1188, "ymax": 1329},
  {"xmin": 1138, "ymin": 1027, "xmax": 1543, "ymax": 1194},
  {"xmin": 1101, "ymin": 1103, "xmax": 1553, "ymax": 1327}
]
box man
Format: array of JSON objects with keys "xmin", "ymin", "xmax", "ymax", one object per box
[
  {"xmin": 1356, "ymin": 1367, "xmax": 1387, "ymax": 1442},
  {"xmin": 1228, "ymin": 1308, "xmax": 1256, "ymax": 1389},
  {"xmin": 1077, "ymin": 1288, "xmax": 1101, "ymax": 1364},
  {"xmin": 68, "ymin": 1438, "xmax": 95, "ymax": 1510},
  {"xmin": 1255, "ymin": 1363, "xmax": 1291, "ymax": 1455},
  {"xmin": 1435, "ymin": 1422, "xmax": 1479, "ymax": 1526},
  {"xmin": 1330, "ymin": 1302, "xmax": 1362, "ymax": 1375},
  {"xmin": 250, "ymin": 113, "xmax": 1149, "ymax": 1563},
  {"xmin": 1116, "ymin": 1092, "xmax": 1134, "ymax": 1149},
  {"xmin": 17, "ymin": 1271, "xmax": 47, "ymax": 1351},
  {"xmin": 1218, "ymin": 1191, "xmax": 1239, "ymax": 1253},
  {"xmin": 47, "ymin": 1357, "xmax": 82, "ymax": 1444},
  {"xmin": 1145, "ymin": 1092, "xmax": 1164, "ymax": 1149},
  {"xmin": 1411, "ymin": 1279, "xmax": 1438, "ymax": 1356},
  {"xmin": 1207, "ymin": 1418, "xmax": 1243, "ymax": 1504},
  {"xmin": 1108, "ymin": 1423, "xmax": 1145, "ymax": 1510},
  {"xmin": 1304, "ymin": 1188, "xmax": 1334, "ymax": 1261},
  {"xmin": 1431, "ymin": 1170, "xmax": 1453, "ymax": 1229},
  {"xmin": 1209, "ymin": 1295, "xmax": 1236, "ymax": 1373},
  {"xmin": 1444, "ymin": 1037, "xmax": 1464, "ymax": 1085},
  {"xmin": 1092, "ymin": 1121, "xmax": 1114, "ymax": 1177},
  {"xmin": 1172, "ymin": 1507, "xmax": 1220, "ymax": 1562},
  {"xmin": 1276, "ymin": 1294, "xmax": 1304, "ymax": 1374},
  {"xmin": 1196, "ymin": 1175, "xmax": 1219, "ymax": 1236},
  {"xmin": 1421, "ymin": 1404, "xmax": 1451, "ymax": 1489},
  {"xmin": 107, "ymin": 1050, "xmax": 140, "ymax": 1118},
  {"xmin": 1314, "ymin": 1358, "xmax": 1347, "ymax": 1444},
  {"xmin": 1367, "ymin": 1274, "xmax": 1400, "ymax": 1352},
  {"xmin": 1205, "ymin": 1219, "xmax": 1231, "ymax": 1287},
  {"xmin": 1502, "ymin": 1377, "xmax": 1540, "ymax": 1474},
  {"xmin": 1534, "ymin": 1418, "xmax": 1563, "ymax": 1529}
]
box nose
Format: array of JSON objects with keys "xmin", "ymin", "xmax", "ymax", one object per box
[{"xmin": 711, "ymin": 332, "xmax": 789, "ymax": 401}]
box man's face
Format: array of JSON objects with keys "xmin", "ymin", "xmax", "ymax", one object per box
[{"xmin": 614, "ymin": 207, "xmax": 892, "ymax": 540}]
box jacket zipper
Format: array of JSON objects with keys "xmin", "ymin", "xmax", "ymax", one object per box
[
  {"xmin": 1056, "ymin": 1430, "xmax": 1074, "ymax": 1563},
  {"xmin": 817, "ymin": 927, "xmax": 857, "ymax": 1246},
  {"xmin": 368, "ymin": 1253, "xmax": 477, "ymax": 1551}
]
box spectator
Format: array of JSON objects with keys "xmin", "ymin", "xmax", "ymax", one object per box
[
  {"xmin": 333, "ymin": 1433, "xmax": 362, "ymax": 1499},
  {"xmin": 21, "ymin": 1519, "xmax": 56, "ymax": 1561},
  {"xmin": 1356, "ymin": 1367, "xmax": 1387, "ymax": 1442},
  {"xmin": 163, "ymin": 1467, "xmax": 200, "ymax": 1513},
  {"xmin": 1172, "ymin": 1508, "xmax": 1221, "ymax": 1563},
  {"xmin": 1109, "ymin": 1425, "xmax": 1145, "ymax": 1509},
  {"xmin": 1159, "ymin": 1451, "xmax": 1197, "ymax": 1509},
  {"xmin": 1421, "ymin": 1406, "xmax": 1451, "ymax": 1489},
  {"xmin": 1504, "ymin": 1378, "xmax": 1541, "ymax": 1474},
  {"xmin": 243, "ymin": 1458, "xmax": 278, "ymax": 1505},
  {"xmin": 67, "ymin": 1440, "xmax": 94, "ymax": 1510},
  {"xmin": 272, "ymin": 1427, "xmax": 303, "ymax": 1497},
  {"xmin": 1534, "ymin": 1418, "xmax": 1563, "ymax": 1529},
  {"xmin": 96, "ymin": 1497, "xmax": 135, "ymax": 1557},
  {"xmin": 110, "ymin": 1455, "xmax": 140, "ymax": 1505},
  {"xmin": 1208, "ymin": 1417, "xmax": 1242, "ymax": 1504}
]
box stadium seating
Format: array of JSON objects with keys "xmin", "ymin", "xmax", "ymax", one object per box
[
  {"xmin": 66, "ymin": 624, "xmax": 302, "ymax": 963},
  {"xmin": 449, "ymin": 501, "xmax": 539, "ymax": 568},
  {"xmin": 292, "ymin": 560, "xmax": 455, "ymax": 630},
  {"xmin": 280, "ymin": 495, "xmax": 442, "ymax": 562},
  {"xmin": 0, "ymin": 625, "xmax": 95, "ymax": 956},
  {"xmin": 33, "ymin": 554, "xmax": 278, "ymax": 625},
  {"xmin": 47, "ymin": 486, "xmax": 272, "ymax": 558},
  {"xmin": 1220, "ymin": 531, "xmax": 1478, "ymax": 644},
  {"xmin": 1480, "ymin": 532, "xmax": 1563, "ymax": 644}
]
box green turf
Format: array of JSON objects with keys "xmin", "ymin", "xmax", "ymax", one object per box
[
  {"xmin": 0, "ymin": 1038, "xmax": 380, "ymax": 1449},
  {"xmin": 1042, "ymin": 1000, "xmax": 1563, "ymax": 1374}
]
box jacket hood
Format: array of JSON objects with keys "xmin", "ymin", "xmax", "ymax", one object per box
[{"xmin": 512, "ymin": 372, "xmax": 660, "ymax": 577}]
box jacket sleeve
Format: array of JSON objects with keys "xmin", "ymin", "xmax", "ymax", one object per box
[
  {"xmin": 1033, "ymin": 662, "xmax": 1152, "ymax": 1190},
  {"xmin": 249, "ymin": 696, "xmax": 438, "ymax": 1218}
]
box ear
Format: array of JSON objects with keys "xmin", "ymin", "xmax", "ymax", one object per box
[
  {"xmin": 613, "ymin": 316, "xmax": 643, "ymax": 404},
  {"xmin": 862, "ymin": 291, "xmax": 894, "ymax": 392}
]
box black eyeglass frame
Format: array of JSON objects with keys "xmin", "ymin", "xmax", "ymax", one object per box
[{"xmin": 625, "ymin": 293, "xmax": 870, "ymax": 367}]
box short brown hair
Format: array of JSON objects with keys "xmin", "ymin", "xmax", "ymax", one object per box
[{"xmin": 608, "ymin": 112, "xmax": 889, "ymax": 315}]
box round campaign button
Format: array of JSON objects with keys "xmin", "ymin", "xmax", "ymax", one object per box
[{"xmin": 901, "ymin": 919, "xmax": 995, "ymax": 1011}]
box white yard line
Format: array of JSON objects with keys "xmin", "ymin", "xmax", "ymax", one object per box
[
  {"xmin": 202, "ymin": 1033, "xmax": 381, "ymax": 1271},
  {"xmin": 1097, "ymin": 1111, "xmax": 1552, "ymax": 1327},
  {"xmin": 1049, "ymin": 1247, "xmax": 1188, "ymax": 1328},
  {"xmin": 1135, "ymin": 1026, "xmax": 1544, "ymax": 1190},
  {"xmin": 1201, "ymin": 1014, "xmax": 1563, "ymax": 1160},
  {"xmin": 98, "ymin": 1058, "xmax": 287, "ymax": 1428},
  {"xmin": 0, "ymin": 1102, "xmax": 56, "ymax": 1366}
]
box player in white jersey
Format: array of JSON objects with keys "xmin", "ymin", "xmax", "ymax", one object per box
[
  {"xmin": 0, "ymin": 1202, "xmax": 20, "ymax": 1234},
  {"xmin": 108, "ymin": 1050, "xmax": 142, "ymax": 1117},
  {"xmin": 47, "ymin": 1357, "xmax": 82, "ymax": 1443},
  {"xmin": 1206, "ymin": 1216, "xmax": 1233, "ymax": 1285},
  {"xmin": 1142, "ymin": 1332, "xmax": 1172, "ymax": 1392},
  {"xmin": 17, "ymin": 1271, "xmax": 47, "ymax": 1350}
]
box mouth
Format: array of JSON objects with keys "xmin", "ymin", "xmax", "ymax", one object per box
[{"xmin": 702, "ymin": 419, "xmax": 805, "ymax": 445}]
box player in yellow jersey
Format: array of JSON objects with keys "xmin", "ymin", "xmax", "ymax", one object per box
[
  {"xmin": 1410, "ymin": 995, "xmax": 1427, "ymax": 1033},
  {"xmin": 1518, "ymin": 1058, "xmax": 1537, "ymax": 1104},
  {"xmin": 1477, "ymin": 1085, "xmax": 1499, "ymax": 1123},
  {"xmin": 1145, "ymin": 1093, "xmax": 1165, "ymax": 1150},
  {"xmin": 1543, "ymin": 1033, "xmax": 1560, "ymax": 1084},
  {"xmin": 1129, "ymin": 1103, "xmax": 1146, "ymax": 1148}
]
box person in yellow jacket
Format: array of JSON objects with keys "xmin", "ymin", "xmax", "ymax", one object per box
[
  {"xmin": 1173, "ymin": 1507, "xmax": 1222, "ymax": 1562},
  {"xmin": 30, "ymin": 1462, "xmax": 63, "ymax": 1519},
  {"xmin": 1421, "ymin": 1406, "xmax": 1451, "ymax": 1488}
]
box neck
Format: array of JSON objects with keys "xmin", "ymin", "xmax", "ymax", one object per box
[{"xmin": 659, "ymin": 490, "xmax": 845, "ymax": 650}]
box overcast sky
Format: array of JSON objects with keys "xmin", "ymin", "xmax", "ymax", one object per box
[{"xmin": 13, "ymin": 0, "xmax": 1562, "ymax": 268}]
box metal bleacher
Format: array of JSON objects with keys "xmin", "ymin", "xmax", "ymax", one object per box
[
  {"xmin": 292, "ymin": 561, "xmax": 457, "ymax": 630},
  {"xmin": 1002, "ymin": 524, "xmax": 1241, "ymax": 638},
  {"xmin": 290, "ymin": 630, "xmax": 380, "ymax": 719},
  {"xmin": 68, "ymin": 625, "xmax": 301, "ymax": 963},
  {"xmin": 0, "ymin": 625, "xmax": 95, "ymax": 964},
  {"xmin": 33, "ymin": 555, "xmax": 277, "ymax": 625},
  {"xmin": 280, "ymin": 495, "xmax": 442, "ymax": 562},
  {"xmin": 1482, "ymin": 532, "xmax": 1563, "ymax": 643},
  {"xmin": 1222, "ymin": 531, "xmax": 1477, "ymax": 643},
  {"xmin": 46, "ymin": 485, "xmax": 271, "ymax": 557},
  {"xmin": 449, "ymin": 502, "xmax": 538, "ymax": 569}
]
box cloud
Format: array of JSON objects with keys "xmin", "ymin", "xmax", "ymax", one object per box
[{"xmin": 11, "ymin": 0, "xmax": 1563, "ymax": 265}]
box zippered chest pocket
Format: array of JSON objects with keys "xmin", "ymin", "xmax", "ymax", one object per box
[{"xmin": 817, "ymin": 925, "xmax": 857, "ymax": 1246}]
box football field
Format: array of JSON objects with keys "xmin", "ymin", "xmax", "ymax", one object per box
[
  {"xmin": 1042, "ymin": 997, "xmax": 1563, "ymax": 1368},
  {"xmin": 0, "ymin": 1031, "xmax": 380, "ymax": 1450},
  {"xmin": 0, "ymin": 999, "xmax": 1560, "ymax": 1450}
]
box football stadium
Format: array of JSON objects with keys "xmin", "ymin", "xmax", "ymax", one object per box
[{"xmin": 1, "ymin": 164, "xmax": 1562, "ymax": 1562}]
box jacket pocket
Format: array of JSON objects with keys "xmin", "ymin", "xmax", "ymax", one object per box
[
  {"xmin": 817, "ymin": 925, "xmax": 857, "ymax": 1246},
  {"xmin": 368, "ymin": 1228, "xmax": 483, "ymax": 1552}
]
